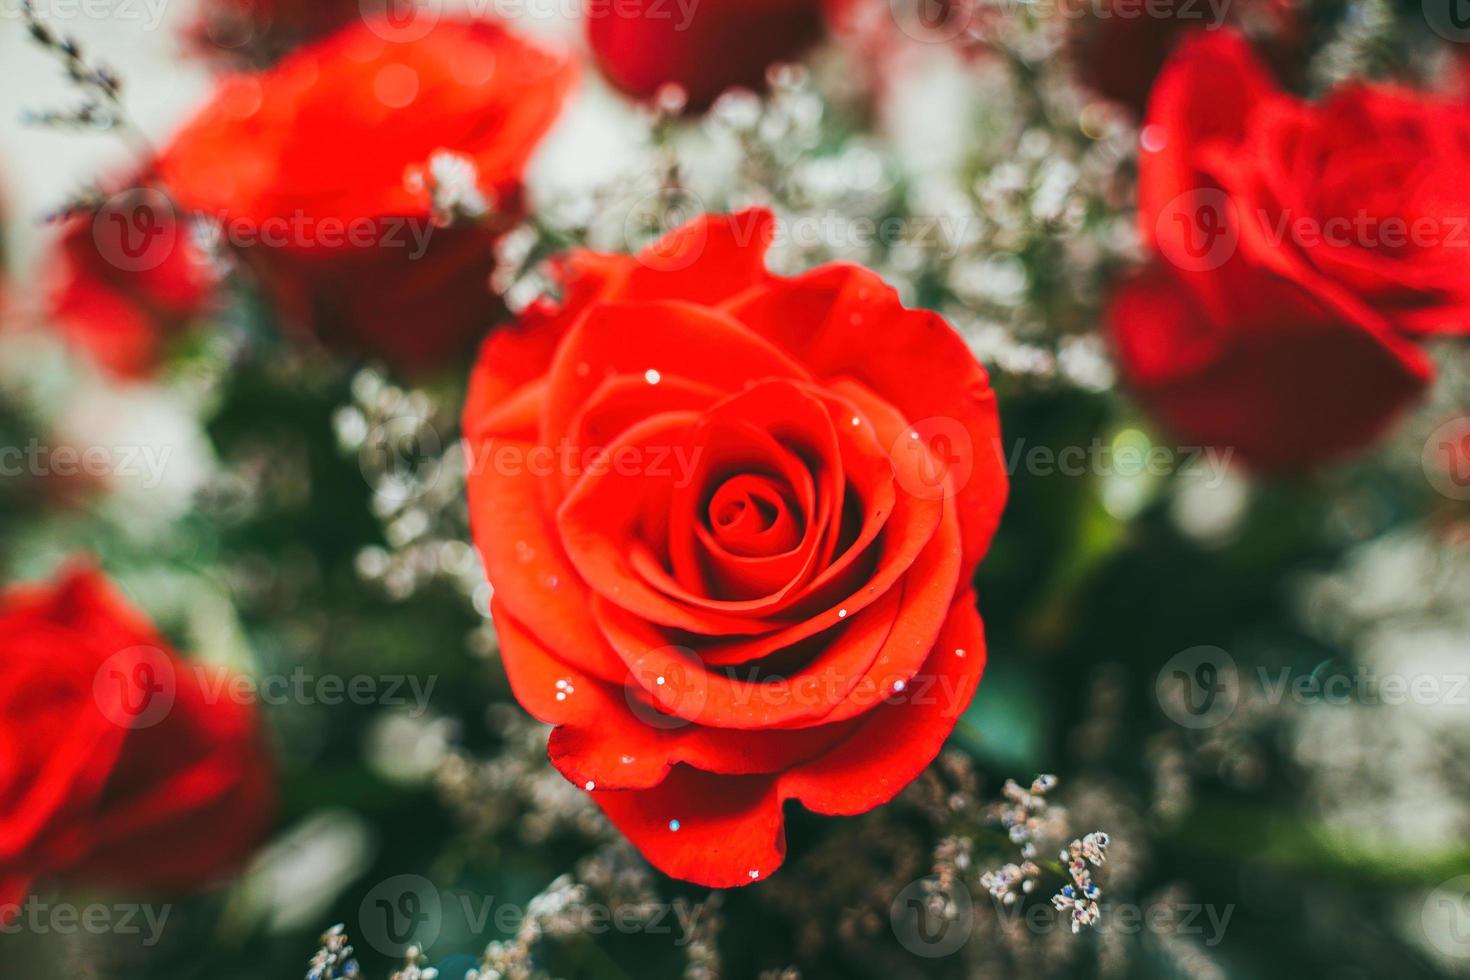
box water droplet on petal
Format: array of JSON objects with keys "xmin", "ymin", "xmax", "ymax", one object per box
[
  {"xmin": 645, "ymin": 368, "xmax": 662, "ymax": 385},
  {"xmin": 669, "ymin": 819, "xmax": 681, "ymax": 832},
  {"xmin": 584, "ymin": 780, "xmax": 596, "ymax": 791},
  {"xmin": 1140, "ymin": 124, "xmax": 1168, "ymax": 153}
]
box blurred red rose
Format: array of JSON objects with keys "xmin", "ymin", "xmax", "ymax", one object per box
[
  {"xmin": 587, "ymin": 0, "xmax": 826, "ymax": 110},
  {"xmin": 158, "ymin": 18, "xmax": 576, "ymax": 373},
  {"xmin": 1069, "ymin": 1, "xmax": 1301, "ymax": 115},
  {"xmin": 0, "ymin": 565, "xmax": 274, "ymax": 917},
  {"xmin": 1109, "ymin": 31, "xmax": 1462, "ymax": 469},
  {"xmin": 462, "ymin": 209, "xmax": 1007, "ymax": 887},
  {"xmin": 48, "ymin": 184, "xmax": 217, "ymax": 380}
]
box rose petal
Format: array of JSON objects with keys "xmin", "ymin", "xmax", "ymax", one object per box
[
  {"xmin": 779, "ymin": 594, "xmax": 987, "ymax": 814},
  {"xmin": 592, "ymin": 769, "xmax": 786, "ymax": 889},
  {"xmin": 467, "ymin": 435, "xmax": 630, "ymax": 681}
]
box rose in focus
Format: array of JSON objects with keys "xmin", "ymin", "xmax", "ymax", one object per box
[{"xmin": 462, "ymin": 209, "xmax": 1007, "ymax": 887}]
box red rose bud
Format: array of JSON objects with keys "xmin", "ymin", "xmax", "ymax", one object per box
[
  {"xmin": 47, "ymin": 182, "xmax": 217, "ymax": 380},
  {"xmin": 462, "ymin": 209, "xmax": 1008, "ymax": 888},
  {"xmin": 587, "ymin": 0, "xmax": 827, "ymax": 111},
  {"xmin": 1110, "ymin": 31, "xmax": 1464, "ymax": 470},
  {"xmin": 0, "ymin": 565, "xmax": 274, "ymax": 918},
  {"xmin": 158, "ymin": 18, "xmax": 577, "ymax": 374}
]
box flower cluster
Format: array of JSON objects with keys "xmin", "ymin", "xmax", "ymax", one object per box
[
  {"xmin": 1053, "ymin": 832, "xmax": 1110, "ymax": 933},
  {"xmin": 307, "ymin": 925, "xmax": 361, "ymax": 980}
]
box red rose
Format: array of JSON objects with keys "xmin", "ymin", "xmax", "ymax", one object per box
[
  {"xmin": 1068, "ymin": 0, "xmax": 1301, "ymax": 116},
  {"xmin": 462, "ymin": 210, "xmax": 1007, "ymax": 887},
  {"xmin": 48, "ymin": 183, "xmax": 216, "ymax": 380},
  {"xmin": 587, "ymin": 0, "xmax": 826, "ymax": 110},
  {"xmin": 1110, "ymin": 31, "xmax": 1455, "ymax": 469},
  {"xmin": 0, "ymin": 565, "xmax": 274, "ymax": 917},
  {"xmin": 158, "ymin": 18, "xmax": 576, "ymax": 373}
]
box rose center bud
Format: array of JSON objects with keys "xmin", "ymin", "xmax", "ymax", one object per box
[{"xmin": 705, "ymin": 474, "xmax": 802, "ymax": 557}]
